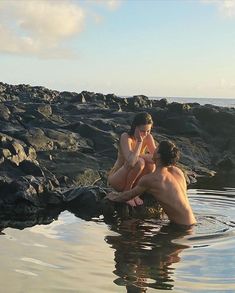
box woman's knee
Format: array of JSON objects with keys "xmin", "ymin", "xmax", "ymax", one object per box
[
  {"xmin": 134, "ymin": 157, "xmax": 145, "ymax": 171},
  {"xmin": 107, "ymin": 173, "xmax": 125, "ymax": 192},
  {"xmin": 144, "ymin": 162, "xmax": 155, "ymax": 173}
]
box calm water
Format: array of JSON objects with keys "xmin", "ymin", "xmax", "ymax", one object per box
[
  {"xmin": 152, "ymin": 97, "xmax": 235, "ymax": 108},
  {"xmin": 1, "ymin": 187, "xmax": 235, "ymax": 292}
]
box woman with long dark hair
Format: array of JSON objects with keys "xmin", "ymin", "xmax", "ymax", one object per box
[{"xmin": 108, "ymin": 112, "xmax": 157, "ymax": 206}]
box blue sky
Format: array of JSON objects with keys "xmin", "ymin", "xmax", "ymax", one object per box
[{"xmin": 0, "ymin": 0, "xmax": 235, "ymax": 98}]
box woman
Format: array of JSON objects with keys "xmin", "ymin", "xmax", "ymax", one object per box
[{"xmin": 108, "ymin": 112, "xmax": 157, "ymax": 207}]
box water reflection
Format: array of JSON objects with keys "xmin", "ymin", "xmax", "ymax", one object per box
[
  {"xmin": 105, "ymin": 219, "xmax": 193, "ymax": 292},
  {"xmin": 0, "ymin": 187, "xmax": 234, "ymax": 292},
  {"xmin": 0, "ymin": 207, "xmax": 62, "ymax": 231}
]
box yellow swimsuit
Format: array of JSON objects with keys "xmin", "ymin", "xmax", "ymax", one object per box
[{"xmin": 108, "ymin": 139, "xmax": 147, "ymax": 177}]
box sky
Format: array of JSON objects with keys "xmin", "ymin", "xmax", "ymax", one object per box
[{"xmin": 0, "ymin": 0, "xmax": 235, "ymax": 98}]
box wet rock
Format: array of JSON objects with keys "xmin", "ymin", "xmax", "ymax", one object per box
[
  {"xmin": 64, "ymin": 186, "xmax": 163, "ymax": 221},
  {"xmin": 0, "ymin": 206, "xmax": 62, "ymax": 230}
]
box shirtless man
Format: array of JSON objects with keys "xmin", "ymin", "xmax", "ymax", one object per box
[{"xmin": 106, "ymin": 140, "xmax": 196, "ymax": 226}]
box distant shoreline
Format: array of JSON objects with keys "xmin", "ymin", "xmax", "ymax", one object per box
[
  {"xmin": 123, "ymin": 96, "xmax": 235, "ymax": 108},
  {"xmin": 158, "ymin": 97, "xmax": 235, "ymax": 108}
]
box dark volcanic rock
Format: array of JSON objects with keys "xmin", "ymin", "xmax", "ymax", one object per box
[{"xmin": 0, "ymin": 81, "xmax": 235, "ymax": 226}]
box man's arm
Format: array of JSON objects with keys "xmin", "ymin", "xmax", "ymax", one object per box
[{"xmin": 106, "ymin": 177, "xmax": 147, "ymax": 202}]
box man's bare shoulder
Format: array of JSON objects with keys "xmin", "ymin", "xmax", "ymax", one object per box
[
  {"xmin": 168, "ymin": 166, "xmax": 185, "ymax": 178},
  {"xmin": 139, "ymin": 172, "xmax": 156, "ymax": 187}
]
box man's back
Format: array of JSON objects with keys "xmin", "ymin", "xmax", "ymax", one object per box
[
  {"xmin": 107, "ymin": 140, "xmax": 196, "ymax": 226},
  {"xmin": 144, "ymin": 166, "xmax": 196, "ymax": 226}
]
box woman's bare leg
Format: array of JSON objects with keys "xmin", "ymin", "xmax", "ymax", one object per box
[
  {"xmin": 108, "ymin": 158, "xmax": 146, "ymax": 207},
  {"xmin": 123, "ymin": 158, "xmax": 145, "ymax": 207},
  {"xmin": 131, "ymin": 162, "xmax": 155, "ymax": 205},
  {"xmin": 108, "ymin": 165, "xmax": 130, "ymax": 192},
  {"xmin": 134, "ymin": 162, "xmax": 155, "ymax": 185}
]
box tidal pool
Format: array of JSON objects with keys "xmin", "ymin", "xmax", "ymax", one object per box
[{"xmin": 0, "ymin": 187, "xmax": 235, "ymax": 293}]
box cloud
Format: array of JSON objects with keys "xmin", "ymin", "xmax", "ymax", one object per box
[
  {"xmin": 202, "ymin": 0, "xmax": 235, "ymax": 18},
  {"xmin": 0, "ymin": 0, "xmax": 122, "ymax": 59},
  {"xmin": 102, "ymin": 0, "xmax": 122, "ymax": 10},
  {"xmin": 220, "ymin": 0, "xmax": 235, "ymax": 17},
  {"xmin": 0, "ymin": 0, "xmax": 85, "ymax": 58}
]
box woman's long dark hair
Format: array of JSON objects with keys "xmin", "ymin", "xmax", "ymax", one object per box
[{"xmin": 129, "ymin": 112, "xmax": 153, "ymax": 137}]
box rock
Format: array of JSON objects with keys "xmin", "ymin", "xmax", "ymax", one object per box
[
  {"xmin": 59, "ymin": 92, "xmax": 86, "ymax": 103},
  {"xmin": 37, "ymin": 104, "xmax": 52, "ymax": 117},
  {"xmin": 217, "ymin": 156, "xmax": 235, "ymax": 171},
  {"xmin": 22, "ymin": 128, "xmax": 54, "ymax": 151},
  {"xmin": 76, "ymin": 122, "xmax": 117, "ymax": 155},
  {"xmin": 168, "ymin": 102, "xmax": 191, "ymax": 113},
  {"xmin": 162, "ymin": 115, "xmax": 201, "ymax": 135},
  {"xmin": 126, "ymin": 95, "xmax": 152, "ymax": 110},
  {"xmin": 19, "ymin": 160, "xmax": 44, "ymax": 177},
  {"xmin": 0, "ymin": 104, "xmax": 11, "ymax": 121},
  {"xmin": 64, "ymin": 186, "xmax": 106, "ymax": 220},
  {"xmin": 0, "ymin": 81, "xmax": 235, "ymax": 226}
]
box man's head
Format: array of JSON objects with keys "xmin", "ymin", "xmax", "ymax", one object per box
[{"xmin": 153, "ymin": 140, "xmax": 180, "ymax": 166}]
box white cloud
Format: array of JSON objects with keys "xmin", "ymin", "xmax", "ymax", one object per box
[
  {"xmin": 91, "ymin": 0, "xmax": 122, "ymax": 10},
  {"xmin": 0, "ymin": 0, "xmax": 85, "ymax": 58},
  {"xmin": 0, "ymin": 0, "xmax": 122, "ymax": 59},
  {"xmin": 104, "ymin": 0, "xmax": 122, "ymax": 10},
  {"xmin": 220, "ymin": 0, "xmax": 235, "ymax": 17},
  {"xmin": 202, "ymin": 0, "xmax": 235, "ymax": 18}
]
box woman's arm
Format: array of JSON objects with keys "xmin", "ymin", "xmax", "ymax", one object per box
[
  {"xmin": 120, "ymin": 133, "xmax": 143, "ymax": 167},
  {"xmin": 145, "ymin": 134, "xmax": 157, "ymax": 154}
]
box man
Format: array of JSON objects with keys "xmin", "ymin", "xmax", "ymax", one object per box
[{"xmin": 106, "ymin": 140, "xmax": 196, "ymax": 227}]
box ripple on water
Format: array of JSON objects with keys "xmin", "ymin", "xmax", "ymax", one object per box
[
  {"xmin": 14, "ymin": 269, "xmax": 38, "ymax": 277},
  {"xmin": 173, "ymin": 189, "xmax": 235, "ymax": 248},
  {"xmin": 21, "ymin": 257, "xmax": 61, "ymax": 269}
]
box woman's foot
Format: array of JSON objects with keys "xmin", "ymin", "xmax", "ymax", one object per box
[
  {"xmin": 134, "ymin": 196, "xmax": 143, "ymax": 206},
  {"xmin": 127, "ymin": 196, "xmax": 143, "ymax": 207},
  {"xmin": 127, "ymin": 199, "xmax": 137, "ymax": 207}
]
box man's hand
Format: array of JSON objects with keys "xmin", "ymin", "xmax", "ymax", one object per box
[{"xmin": 105, "ymin": 192, "xmax": 122, "ymax": 202}]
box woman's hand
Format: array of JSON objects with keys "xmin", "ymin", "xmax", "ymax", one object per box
[{"xmin": 134, "ymin": 128, "xmax": 144, "ymax": 142}]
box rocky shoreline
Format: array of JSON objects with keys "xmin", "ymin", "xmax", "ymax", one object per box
[{"xmin": 0, "ymin": 82, "xmax": 234, "ymax": 229}]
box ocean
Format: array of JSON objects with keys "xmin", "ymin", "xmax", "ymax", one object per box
[{"xmin": 152, "ymin": 97, "xmax": 235, "ymax": 108}]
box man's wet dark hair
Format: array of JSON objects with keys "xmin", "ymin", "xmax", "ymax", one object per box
[
  {"xmin": 129, "ymin": 112, "xmax": 153, "ymax": 136},
  {"xmin": 157, "ymin": 140, "xmax": 180, "ymax": 166}
]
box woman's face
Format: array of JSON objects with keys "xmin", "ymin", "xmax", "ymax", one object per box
[{"xmin": 137, "ymin": 123, "xmax": 152, "ymax": 137}]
